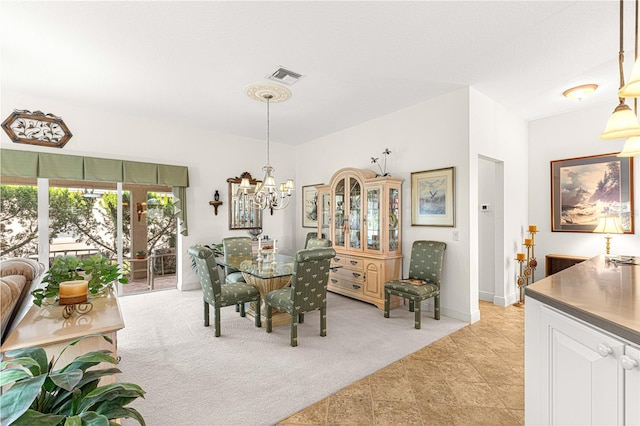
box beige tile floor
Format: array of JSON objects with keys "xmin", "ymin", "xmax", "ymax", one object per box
[{"xmin": 279, "ymin": 300, "xmax": 524, "ymax": 425}]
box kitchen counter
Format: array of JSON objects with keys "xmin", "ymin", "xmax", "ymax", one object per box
[{"xmin": 525, "ymin": 254, "xmax": 640, "ymax": 345}]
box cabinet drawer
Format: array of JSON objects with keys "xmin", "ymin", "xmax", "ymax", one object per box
[
  {"xmin": 331, "ymin": 254, "xmax": 363, "ymax": 271},
  {"xmin": 328, "ymin": 275, "xmax": 364, "ymax": 294},
  {"xmin": 332, "ymin": 267, "xmax": 365, "ymax": 283}
]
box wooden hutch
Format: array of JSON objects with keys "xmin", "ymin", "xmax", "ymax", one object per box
[{"xmin": 316, "ymin": 168, "xmax": 403, "ymax": 309}]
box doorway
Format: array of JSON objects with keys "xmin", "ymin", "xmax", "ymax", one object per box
[{"xmin": 478, "ymin": 156, "xmax": 505, "ymax": 304}]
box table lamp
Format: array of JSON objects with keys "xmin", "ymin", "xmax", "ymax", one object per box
[{"xmin": 593, "ymin": 215, "xmax": 624, "ymax": 255}]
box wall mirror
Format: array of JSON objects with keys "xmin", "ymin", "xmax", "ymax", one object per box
[{"xmin": 227, "ymin": 172, "xmax": 262, "ymax": 230}]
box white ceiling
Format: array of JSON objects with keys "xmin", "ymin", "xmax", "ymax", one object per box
[{"xmin": 1, "ymin": 1, "xmax": 635, "ymax": 145}]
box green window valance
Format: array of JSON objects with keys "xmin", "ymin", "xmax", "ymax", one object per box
[{"xmin": 0, "ymin": 149, "xmax": 190, "ymax": 235}]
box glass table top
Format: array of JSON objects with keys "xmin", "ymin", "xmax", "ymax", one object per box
[{"xmin": 215, "ymin": 253, "xmax": 295, "ymax": 279}]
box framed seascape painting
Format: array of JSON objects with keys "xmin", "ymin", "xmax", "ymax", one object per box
[
  {"xmin": 302, "ymin": 184, "xmax": 321, "ymax": 228},
  {"xmin": 411, "ymin": 167, "xmax": 455, "ymax": 227},
  {"xmin": 551, "ymin": 153, "xmax": 634, "ymax": 233}
]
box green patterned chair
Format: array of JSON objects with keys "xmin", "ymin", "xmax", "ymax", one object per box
[
  {"xmin": 188, "ymin": 245, "xmax": 261, "ymax": 337},
  {"xmin": 265, "ymin": 247, "xmax": 336, "ymax": 347},
  {"xmin": 384, "ymin": 240, "xmax": 446, "ymax": 329},
  {"xmin": 222, "ymin": 237, "xmax": 252, "ymax": 284},
  {"xmin": 305, "ymin": 237, "xmax": 332, "ymax": 249},
  {"xmin": 304, "ymin": 232, "xmax": 325, "ymax": 248}
]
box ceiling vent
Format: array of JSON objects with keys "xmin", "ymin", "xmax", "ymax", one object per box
[{"xmin": 266, "ymin": 67, "xmax": 303, "ymax": 85}]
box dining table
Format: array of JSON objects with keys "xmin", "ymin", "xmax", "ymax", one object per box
[{"xmin": 216, "ymin": 251, "xmax": 296, "ymax": 327}]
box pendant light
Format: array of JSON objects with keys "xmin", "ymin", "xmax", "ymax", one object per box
[
  {"xmin": 245, "ymin": 83, "xmax": 294, "ymax": 211},
  {"xmin": 618, "ymin": 0, "xmax": 640, "ymax": 156},
  {"xmin": 600, "ymin": 0, "xmax": 640, "ymax": 139}
]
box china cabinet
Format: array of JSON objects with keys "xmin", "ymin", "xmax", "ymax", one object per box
[{"xmin": 316, "ymin": 168, "xmax": 402, "ymax": 309}]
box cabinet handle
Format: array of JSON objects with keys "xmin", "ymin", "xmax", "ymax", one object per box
[
  {"xmin": 597, "ymin": 344, "xmax": 613, "ymax": 357},
  {"xmin": 352, "ymin": 272, "xmax": 361, "ymax": 278},
  {"xmin": 620, "ymin": 355, "xmax": 639, "ymax": 370},
  {"xmin": 330, "ymin": 278, "xmax": 338, "ymax": 284},
  {"xmin": 334, "ymin": 257, "xmax": 341, "ymax": 262},
  {"xmin": 330, "ymin": 267, "xmax": 339, "ymax": 272},
  {"xmin": 352, "ymin": 284, "xmax": 361, "ymax": 289},
  {"xmin": 349, "ymin": 260, "xmax": 358, "ymax": 265}
]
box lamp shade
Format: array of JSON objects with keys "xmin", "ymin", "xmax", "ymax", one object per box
[
  {"xmin": 599, "ymin": 102, "xmax": 640, "ymax": 139},
  {"xmin": 620, "ymin": 58, "xmax": 640, "ymax": 97},
  {"xmin": 618, "ymin": 136, "xmax": 640, "ymax": 157},
  {"xmin": 593, "ymin": 216, "xmax": 624, "ymax": 234}
]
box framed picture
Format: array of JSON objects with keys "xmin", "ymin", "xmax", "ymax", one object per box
[
  {"xmin": 411, "ymin": 167, "xmax": 455, "ymax": 227},
  {"xmin": 302, "ymin": 184, "xmax": 321, "ymax": 228},
  {"xmin": 551, "ymin": 153, "xmax": 634, "ymax": 233}
]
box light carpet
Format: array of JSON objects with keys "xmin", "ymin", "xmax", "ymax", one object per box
[{"xmin": 117, "ymin": 289, "xmax": 466, "ymax": 425}]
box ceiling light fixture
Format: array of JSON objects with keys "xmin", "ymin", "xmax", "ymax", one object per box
[
  {"xmin": 600, "ymin": 0, "xmax": 640, "ymax": 140},
  {"xmin": 562, "ymin": 84, "xmax": 598, "ymax": 100},
  {"xmin": 245, "ymin": 83, "xmax": 294, "ymax": 211},
  {"xmin": 618, "ymin": 0, "xmax": 640, "ymax": 157}
]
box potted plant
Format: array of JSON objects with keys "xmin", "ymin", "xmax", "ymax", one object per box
[
  {"xmin": 0, "ymin": 334, "xmax": 146, "ymax": 425},
  {"xmin": 135, "ymin": 250, "xmax": 146, "ymax": 260},
  {"xmin": 32, "ymin": 254, "xmax": 128, "ymax": 307}
]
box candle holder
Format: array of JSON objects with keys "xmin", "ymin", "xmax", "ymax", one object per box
[
  {"xmin": 61, "ymin": 300, "xmax": 93, "ymax": 319},
  {"xmin": 527, "ymin": 227, "xmax": 538, "ymax": 283},
  {"xmin": 271, "ymin": 248, "xmax": 278, "ymax": 265},
  {"xmin": 514, "ymin": 256, "xmax": 526, "ymax": 307}
]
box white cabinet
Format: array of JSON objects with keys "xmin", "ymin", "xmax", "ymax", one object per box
[{"xmin": 526, "ymin": 297, "xmax": 640, "ymax": 425}]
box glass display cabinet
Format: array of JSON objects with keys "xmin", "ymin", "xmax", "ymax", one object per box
[{"xmin": 316, "ymin": 168, "xmax": 403, "ymax": 309}]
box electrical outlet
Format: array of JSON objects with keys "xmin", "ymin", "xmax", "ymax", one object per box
[
  {"xmin": 480, "ymin": 203, "xmax": 491, "ymax": 211},
  {"xmin": 452, "ymin": 230, "xmax": 459, "ymax": 241}
]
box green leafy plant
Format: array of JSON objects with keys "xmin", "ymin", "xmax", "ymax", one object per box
[
  {"xmin": 135, "ymin": 250, "xmax": 146, "ymax": 256},
  {"xmin": 190, "ymin": 243, "xmax": 223, "ymax": 274},
  {"xmin": 32, "ymin": 255, "xmax": 128, "ymax": 307},
  {"xmin": 0, "ymin": 334, "xmax": 145, "ymax": 425}
]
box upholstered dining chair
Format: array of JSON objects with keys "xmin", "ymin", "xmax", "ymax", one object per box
[
  {"xmin": 222, "ymin": 237, "xmax": 252, "ymax": 284},
  {"xmin": 304, "ymin": 232, "xmax": 326, "ymax": 249},
  {"xmin": 265, "ymin": 247, "xmax": 336, "ymax": 347},
  {"xmin": 305, "ymin": 237, "xmax": 332, "ymax": 249},
  {"xmin": 188, "ymin": 245, "xmax": 261, "ymax": 337},
  {"xmin": 383, "ymin": 240, "xmax": 446, "ymax": 329}
]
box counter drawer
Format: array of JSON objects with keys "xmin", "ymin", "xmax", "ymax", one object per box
[{"xmin": 328, "ymin": 275, "xmax": 364, "ymax": 294}]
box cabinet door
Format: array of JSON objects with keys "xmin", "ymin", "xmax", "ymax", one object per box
[
  {"xmin": 365, "ymin": 185, "xmax": 382, "ymax": 254},
  {"xmin": 387, "ymin": 184, "xmax": 401, "ymax": 255},
  {"xmin": 541, "ymin": 306, "xmax": 624, "ymax": 425},
  {"xmin": 625, "ymin": 345, "xmax": 640, "ymax": 425},
  {"xmin": 347, "ymin": 177, "xmax": 362, "ymax": 251},
  {"xmin": 318, "ymin": 189, "xmax": 331, "ymax": 240},
  {"xmin": 363, "ymin": 259, "xmax": 383, "ymax": 298},
  {"xmin": 333, "ymin": 178, "xmax": 346, "ymax": 248}
]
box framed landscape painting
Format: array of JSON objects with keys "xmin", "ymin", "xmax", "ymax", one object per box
[
  {"xmin": 302, "ymin": 184, "xmax": 321, "ymax": 228},
  {"xmin": 551, "ymin": 153, "xmax": 634, "ymax": 233},
  {"xmin": 411, "ymin": 167, "xmax": 455, "ymax": 227}
]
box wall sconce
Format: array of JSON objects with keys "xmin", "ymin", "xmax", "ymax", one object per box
[{"xmin": 136, "ymin": 202, "xmax": 147, "ymax": 222}]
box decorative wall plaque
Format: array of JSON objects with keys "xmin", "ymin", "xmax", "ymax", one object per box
[{"xmin": 1, "ymin": 109, "xmax": 73, "ymax": 148}]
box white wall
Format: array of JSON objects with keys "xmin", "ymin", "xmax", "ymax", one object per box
[
  {"xmin": 295, "ymin": 88, "xmax": 476, "ymax": 322},
  {"xmin": 469, "ymin": 88, "xmax": 528, "ymax": 308},
  {"xmin": 529, "ymin": 103, "xmax": 640, "ymax": 266},
  {"xmin": 478, "ymin": 157, "xmax": 496, "ymax": 302},
  {"xmin": 1, "ymin": 89, "xmax": 297, "ymax": 290}
]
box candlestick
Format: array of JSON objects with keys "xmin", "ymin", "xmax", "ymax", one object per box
[
  {"xmin": 59, "ymin": 280, "xmax": 88, "ymax": 305},
  {"xmin": 516, "ymin": 252, "xmax": 526, "ymax": 261},
  {"xmin": 258, "ymin": 236, "xmax": 262, "ymax": 250},
  {"xmin": 524, "ymin": 238, "xmax": 533, "ymax": 246},
  {"xmin": 528, "ymin": 225, "xmax": 537, "ymax": 232},
  {"xmin": 514, "ymin": 256, "xmax": 525, "ymax": 306},
  {"xmin": 273, "ymin": 239, "xmax": 277, "ymax": 251}
]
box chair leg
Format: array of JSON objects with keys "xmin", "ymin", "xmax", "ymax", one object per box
[
  {"xmin": 414, "ymin": 300, "xmax": 421, "ymax": 329},
  {"xmin": 435, "ymin": 295, "xmax": 440, "ymax": 320},
  {"xmin": 266, "ymin": 304, "xmax": 272, "ymax": 333},
  {"xmin": 299, "ymin": 313, "xmax": 305, "ymax": 324},
  {"xmin": 290, "ymin": 314, "xmax": 298, "ymax": 347},
  {"xmin": 240, "ymin": 302, "xmax": 246, "ymax": 317},
  {"xmin": 384, "ymin": 290, "xmax": 390, "ymax": 318},
  {"xmin": 409, "ymin": 300, "xmax": 415, "ymax": 312},
  {"xmin": 254, "ymin": 299, "xmax": 261, "ymax": 328},
  {"xmin": 236, "ymin": 303, "xmax": 240, "ymax": 312},
  {"xmin": 320, "ymin": 307, "xmax": 326, "ymax": 337},
  {"xmin": 204, "ymin": 301, "xmax": 210, "ymax": 327},
  {"xmin": 214, "ymin": 306, "xmax": 221, "ymax": 337}
]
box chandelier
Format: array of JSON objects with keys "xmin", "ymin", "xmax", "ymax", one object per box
[{"xmin": 245, "ymin": 83, "xmax": 294, "ymax": 210}]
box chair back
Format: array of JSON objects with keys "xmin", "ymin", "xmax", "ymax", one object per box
[
  {"xmin": 304, "ymin": 232, "xmax": 326, "ymax": 248},
  {"xmin": 290, "ymin": 247, "xmax": 336, "ymax": 313},
  {"xmin": 306, "ymin": 237, "xmax": 332, "ymax": 249},
  {"xmin": 188, "ymin": 245, "xmax": 222, "ymax": 305},
  {"xmin": 222, "ymin": 237, "xmax": 252, "ymax": 275},
  {"xmin": 408, "ymin": 240, "xmax": 446, "ymax": 287}
]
